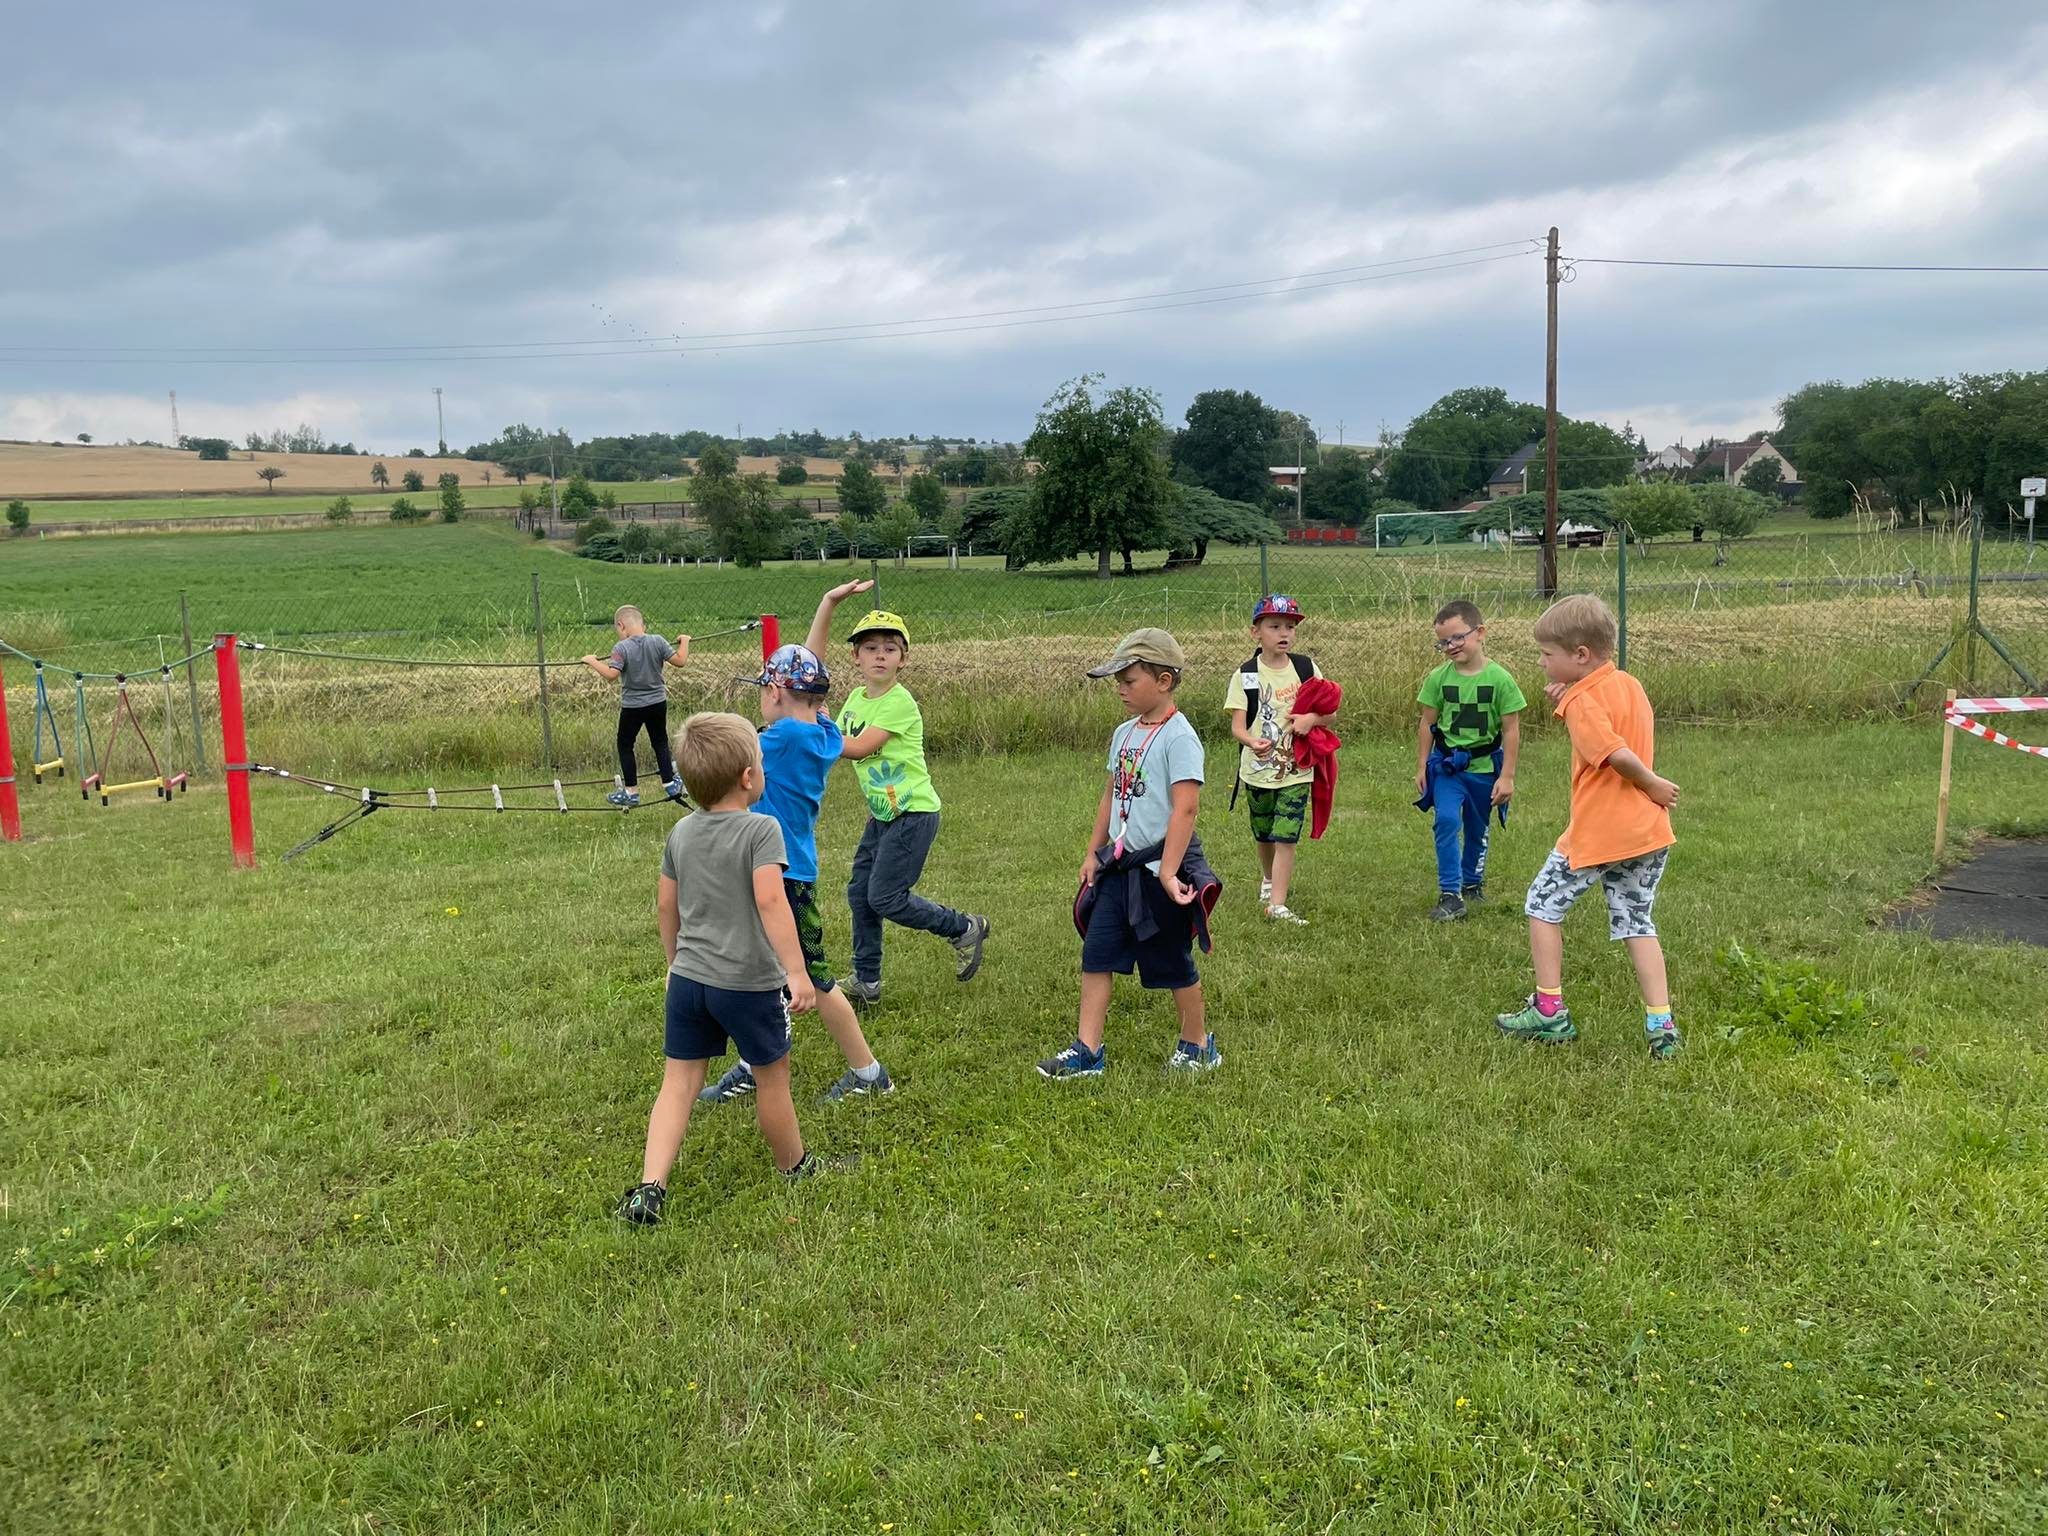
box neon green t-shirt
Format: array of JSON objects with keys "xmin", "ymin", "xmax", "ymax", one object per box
[
  {"xmin": 839, "ymin": 683, "xmax": 940, "ymax": 821},
  {"xmin": 1417, "ymin": 660, "xmax": 1527, "ymax": 763}
]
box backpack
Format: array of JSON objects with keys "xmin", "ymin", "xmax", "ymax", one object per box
[{"xmin": 1229, "ymin": 651, "xmax": 1315, "ymax": 809}]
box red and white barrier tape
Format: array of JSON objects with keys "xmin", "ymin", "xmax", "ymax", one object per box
[
  {"xmin": 1945, "ymin": 712, "xmax": 2048, "ymax": 758},
  {"xmin": 1947, "ymin": 696, "xmax": 2048, "ymax": 715}
]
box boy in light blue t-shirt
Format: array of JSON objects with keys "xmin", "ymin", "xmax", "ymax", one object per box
[{"xmin": 696, "ymin": 641, "xmax": 897, "ymax": 1110}]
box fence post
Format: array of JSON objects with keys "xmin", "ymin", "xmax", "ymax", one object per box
[
  {"xmin": 1934, "ymin": 688, "xmax": 1957, "ymax": 861},
  {"xmin": 214, "ymin": 635, "xmax": 255, "ymax": 868},
  {"xmin": 180, "ymin": 590, "xmax": 205, "ymax": 770},
  {"xmin": 531, "ymin": 572, "xmax": 555, "ymax": 775},
  {"xmin": 1259, "ymin": 542, "xmax": 1269, "ymax": 594},
  {"xmin": 0, "ymin": 649, "xmax": 21, "ymax": 842},
  {"xmin": 869, "ymin": 556, "xmax": 881, "ymax": 605},
  {"xmin": 1963, "ymin": 501, "xmax": 1982, "ymax": 688},
  {"xmin": 1616, "ymin": 530, "xmax": 1628, "ymax": 670},
  {"xmin": 761, "ymin": 615, "xmax": 779, "ymax": 664}
]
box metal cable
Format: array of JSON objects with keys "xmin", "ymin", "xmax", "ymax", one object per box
[{"xmin": 237, "ymin": 619, "xmax": 759, "ymax": 669}]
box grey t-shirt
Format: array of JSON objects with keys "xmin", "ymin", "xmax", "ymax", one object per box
[
  {"xmin": 609, "ymin": 631, "xmax": 675, "ymax": 707},
  {"xmin": 1105, "ymin": 711, "xmax": 1205, "ymax": 874},
  {"xmin": 659, "ymin": 810, "xmax": 788, "ymax": 990}
]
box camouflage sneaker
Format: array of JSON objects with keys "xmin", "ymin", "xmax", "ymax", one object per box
[
  {"xmin": 1494, "ymin": 997, "xmax": 1578, "ymax": 1044},
  {"xmin": 1647, "ymin": 1027, "xmax": 1683, "ymax": 1063}
]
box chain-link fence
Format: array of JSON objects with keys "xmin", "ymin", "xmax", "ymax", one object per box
[{"xmin": 5, "ymin": 514, "xmax": 2044, "ymax": 791}]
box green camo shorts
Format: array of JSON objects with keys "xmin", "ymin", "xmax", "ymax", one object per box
[
  {"xmin": 1246, "ymin": 782, "xmax": 1310, "ymax": 845},
  {"xmin": 783, "ymin": 879, "xmax": 838, "ymax": 992}
]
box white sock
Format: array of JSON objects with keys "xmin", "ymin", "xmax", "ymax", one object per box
[{"xmin": 853, "ymin": 1059, "xmax": 884, "ymax": 1082}]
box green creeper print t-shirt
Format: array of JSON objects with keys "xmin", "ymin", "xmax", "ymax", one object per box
[
  {"xmin": 838, "ymin": 682, "xmax": 941, "ymax": 821},
  {"xmin": 1417, "ymin": 660, "xmax": 1527, "ymax": 760}
]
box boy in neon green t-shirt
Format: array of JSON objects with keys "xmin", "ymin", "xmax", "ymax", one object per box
[
  {"xmin": 810, "ymin": 581, "xmax": 990, "ymax": 1004},
  {"xmin": 1414, "ymin": 599, "xmax": 1525, "ymax": 921}
]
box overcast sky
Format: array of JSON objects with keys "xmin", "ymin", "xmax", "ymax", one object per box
[{"xmin": 4, "ymin": 1, "xmax": 2045, "ymax": 457}]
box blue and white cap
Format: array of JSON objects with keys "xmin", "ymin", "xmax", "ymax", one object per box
[{"xmin": 743, "ymin": 642, "xmax": 831, "ymax": 695}]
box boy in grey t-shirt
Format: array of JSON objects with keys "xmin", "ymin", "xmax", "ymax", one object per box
[
  {"xmin": 580, "ymin": 604, "xmax": 690, "ymax": 807},
  {"xmin": 617, "ymin": 712, "xmax": 826, "ymax": 1226}
]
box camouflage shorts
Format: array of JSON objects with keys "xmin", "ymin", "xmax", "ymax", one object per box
[
  {"xmin": 1246, "ymin": 782, "xmax": 1311, "ymax": 845},
  {"xmin": 1523, "ymin": 847, "xmax": 1669, "ymax": 940},
  {"xmin": 783, "ymin": 879, "xmax": 839, "ymax": 992}
]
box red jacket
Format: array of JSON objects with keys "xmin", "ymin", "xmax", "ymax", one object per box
[{"xmin": 1290, "ymin": 676, "xmax": 1343, "ymax": 840}]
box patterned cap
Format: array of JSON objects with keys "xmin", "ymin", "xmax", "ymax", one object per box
[
  {"xmin": 847, "ymin": 608, "xmax": 911, "ymax": 646},
  {"xmin": 1252, "ymin": 593, "xmax": 1305, "ymax": 622},
  {"xmin": 743, "ymin": 642, "xmax": 831, "ymax": 695}
]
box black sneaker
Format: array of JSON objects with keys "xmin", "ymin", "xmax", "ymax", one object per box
[
  {"xmin": 615, "ymin": 1181, "xmax": 666, "ymax": 1226},
  {"xmin": 782, "ymin": 1150, "xmax": 861, "ymax": 1182},
  {"xmin": 822, "ymin": 1062, "xmax": 895, "ymax": 1102},
  {"xmin": 697, "ymin": 1061, "xmax": 756, "ymax": 1105},
  {"xmin": 1461, "ymin": 885, "xmax": 1485, "ymax": 905},
  {"xmin": 1427, "ymin": 892, "xmax": 1468, "ymax": 922},
  {"xmin": 952, "ymin": 915, "xmax": 991, "ymax": 981}
]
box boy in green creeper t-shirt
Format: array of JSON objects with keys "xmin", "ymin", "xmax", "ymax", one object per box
[
  {"xmin": 812, "ymin": 580, "xmax": 991, "ymax": 1006},
  {"xmin": 1415, "ymin": 600, "xmax": 1525, "ymax": 922}
]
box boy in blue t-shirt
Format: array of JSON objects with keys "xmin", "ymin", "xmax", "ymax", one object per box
[{"xmin": 697, "ymin": 642, "xmax": 896, "ymax": 1107}]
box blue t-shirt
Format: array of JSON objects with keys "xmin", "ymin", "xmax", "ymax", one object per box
[
  {"xmin": 759, "ymin": 714, "xmax": 843, "ymax": 884},
  {"xmin": 1105, "ymin": 711, "xmax": 1205, "ymax": 874}
]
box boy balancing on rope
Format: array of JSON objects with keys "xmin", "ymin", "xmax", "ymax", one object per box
[
  {"xmin": 616, "ymin": 711, "xmax": 833, "ymax": 1227},
  {"xmin": 695, "ymin": 639, "xmax": 897, "ymax": 1108},
  {"xmin": 1494, "ymin": 595, "xmax": 1683, "ymax": 1061},
  {"xmin": 1414, "ymin": 600, "xmax": 1524, "ymax": 922},
  {"xmin": 579, "ymin": 606, "xmax": 690, "ymax": 807},
  {"xmin": 1040, "ymin": 628, "xmax": 1222, "ymax": 1080},
  {"xmin": 813, "ymin": 580, "xmax": 990, "ymax": 1004}
]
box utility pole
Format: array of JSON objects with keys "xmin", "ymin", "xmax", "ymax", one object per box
[
  {"xmin": 1335, "ymin": 418, "xmax": 1345, "ymax": 447},
  {"xmin": 547, "ymin": 442, "xmax": 560, "ymax": 526},
  {"xmin": 1541, "ymin": 225, "xmax": 1561, "ymax": 598},
  {"xmin": 168, "ymin": 391, "xmax": 180, "ymax": 446},
  {"xmin": 433, "ymin": 387, "xmax": 446, "ymax": 456}
]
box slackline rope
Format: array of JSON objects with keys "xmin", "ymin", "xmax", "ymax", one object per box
[
  {"xmin": 0, "ymin": 635, "xmax": 214, "ymax": 682},
  {"xmin": 237, "ymin": 619, "xmax": 759, "ymax": 668}
]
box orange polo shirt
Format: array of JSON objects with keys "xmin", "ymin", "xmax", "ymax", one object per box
[{"xmin": 1554, "ymin": 662, "xmax": 1674, "ymax": 870}]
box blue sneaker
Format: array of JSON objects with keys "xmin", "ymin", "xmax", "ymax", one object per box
[
  {"xmin": 697, "ymin": 1061, "xmax": 755, "ymax": 1104},
  {"xmin": 663, "ymin": 777, "xmax": 685, "ymax": 802},
  {"xmin": 606, "ymin": 787, "xmax": 640, "ymax": 808},
  {"xmin": 1166, "ymin": 1034, "xmax": 1223, "ymax": 1074},
  {"xmin": 1037, "ymin": 1039, "xmax": 1106, "ymax": 1080},
  {"xmin": 822, "ymin": 1062, "xmax": 896, "ymax": 1102}
]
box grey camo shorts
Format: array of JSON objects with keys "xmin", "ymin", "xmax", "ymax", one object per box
[{"xmin": 1523, "ymin": 847, "xmax": 1669, "ymax": 940}]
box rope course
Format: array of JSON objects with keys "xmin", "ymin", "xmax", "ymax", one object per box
[
  {"xmin": 0, "ymin": 635, "xmax": 214, "ymax": 682},
  {"xmin": 30, "ymin": 665, "xmax": 69, "ymax": 783},
  {"xmin": 234, "ymin": 619, "xmax": 760, "ymax": 668},
  {"xmin": 81, "ymin": 676, "xmax": 189, "ymax": 805}
]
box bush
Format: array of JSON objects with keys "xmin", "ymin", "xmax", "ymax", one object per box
[
  {"xmin": 324, "ymin": 496, "xmax": 354, "ymax": 523},
  {"xmin": 5, "ymin": 498, "xmax": 29, "ymax": 534},
  {"xmin": 1713, "ymin": 943, "xmax": 1871, "ymax": 1051},
  {"xmin": 439, "ymin": 481, "xmax": 465, "ymax": 523},
  {"xmin": 619, "ymin": 523, "xmax": 653, "ymax": 561},
  {"xmin": 777, "ymin": 457, "xmax": 809, "ymax": 485},
  {"xmin": 388, "ymin": 497, "xmax": 426, "ymax": 523},
  {"xmin": 401, "ymin": 469, "xmax": 426, "ymax": 493},
  {"xmin": 572, "ymin": 515, "xmax": 613, "ymax": 547},
  {"xmin": 575, "ymin": 532, "xmax": 625, "ymax": 562}
]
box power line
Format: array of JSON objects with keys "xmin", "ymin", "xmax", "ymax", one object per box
[
  {"xmin": 0, "ymin": 246, "xmax": 1542, "ymax": 367},
  {"xmin": 1565, "ymin": 255, "xmax": 2048, "ymax": 274}
]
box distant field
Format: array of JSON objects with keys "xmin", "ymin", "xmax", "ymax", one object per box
[
  {"xmin": 0, "ymin": 440, "xmax": 507, "ymax": 498},
  {"xmin": 12, "ymin": 479, "xmax": 844, "ymax": 525}
]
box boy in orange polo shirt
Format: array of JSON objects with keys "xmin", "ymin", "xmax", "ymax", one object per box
[{"xmin": 1494, "ymin": 595, "xmax": 1683, "ymax": 1060}]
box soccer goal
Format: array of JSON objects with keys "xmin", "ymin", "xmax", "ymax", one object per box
[{"xmin": 1372, "ymin": 508, "xmax": 1480, "ymax": 549}]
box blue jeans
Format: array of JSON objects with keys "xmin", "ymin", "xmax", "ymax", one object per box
[
  {"xmin": 847, "ymin": 811, "xmax": 971, "ymax": 984},
  {"xmin": 1432, "ymin": 768, "xmax": 1494, "ymax": 893}
]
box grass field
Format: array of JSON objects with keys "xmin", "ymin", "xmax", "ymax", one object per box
[
  {"xmin": 4, "ymin": 723, "xmax": 2045, "ymax": 1532},
  {"xmin": 0, "ymin": 441, "xmax": 506, "ymax": 500},
  {"xmin": 10, "ymin": 479, "xmax": 842, "ymax": 525}
]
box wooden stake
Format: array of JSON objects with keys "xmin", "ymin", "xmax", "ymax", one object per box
[{"xmin": 1934, "ymin": 687, "xmax": 1956, "ymax": 863}]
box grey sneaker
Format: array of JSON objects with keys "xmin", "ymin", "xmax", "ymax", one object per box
[
  {"xmin": 952, "ymin": 915, "xmax": 991, "ymax": 981},
  {"xmin": 838, "ymin": 976, "xmax": 881, "ymax": 1006},
  {"xmin": 1427, "ymin": 892, "xmax": 1468, "ymax": 922},
  {"xmin": 783, "ymin": 1150, "xmax": 861, "ymax": 1182},
  {"xmin": 606, "ymin": 787, "xmax": 640, "ymax": 808},
  {"xmin": 1461, "ymin": 885, "xmax": 1484, "ymax": 905},
  {"xmin": 697, "ymin": 1061, "xmax": 756, "ymax": 1104},
  {"xmin": 823, "ymin": 1062, "xmax": 896, "ymax": 1102}
]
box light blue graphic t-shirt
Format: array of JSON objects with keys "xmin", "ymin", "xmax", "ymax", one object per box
[{"xmin": 1104, "ymin": 711, "xmax": 1205, "ymax": 874}]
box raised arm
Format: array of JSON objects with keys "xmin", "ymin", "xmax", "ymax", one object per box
[{"xmin": 806, "ymin": 579, "xmax": 874, "ymax": 657}]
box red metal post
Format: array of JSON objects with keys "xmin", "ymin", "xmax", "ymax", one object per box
[
  {"xmin": 761, "ymin": 614, "xmax": 779, "ymax": 664},
  {"xmin": 0, "ymin": 650, "xmax": 21, "ymax": 842},
  {"xmin": 214, "ymin": 634, "xmax": 255, "ymax": 867}
]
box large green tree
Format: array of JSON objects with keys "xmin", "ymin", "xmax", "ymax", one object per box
[
  {"xmin": 1382, "ymin": 387, "xmax": 1545, "ymax": 508},
  {"xmin": 1301, "ymin": 445, "xmax": 1379, "ymax": 526},
  {"xmin": 1607, "ymin": 481, "xmax": 1694, "ymax": 550},
  {"xmin": 904, "ymin": 471, "xmax": 950, "ymax": 526},
  {"xmin": 1524, "ymin": 419, "xmax": 1637, "ymax": 493},
  {"xmin": 837, "ymin": 458, "xmax": 886, "ymax": 520},
  {"xmin": 1172, "ymin": 389, "xmax": 1282, "ymax": 504},
  {"xmin": 703, "ymin": 474, "xmax": 789, "ymax": 567},
  {"xmin": 1018, "ymin": 375, "xmax": 1176, "ymax": 577},
  {"xmin": 1165, "ymin": 487, "xmax": 1283, "ymax": 567}
]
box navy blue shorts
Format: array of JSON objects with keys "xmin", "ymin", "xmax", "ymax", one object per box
[
  {"xmin": 1080, "ymin": 870, "xmax": 1200, "ymax": 991},
  {"xmin": 663, "ymin": 972, "xmax": 792, "ymax": 1065}
]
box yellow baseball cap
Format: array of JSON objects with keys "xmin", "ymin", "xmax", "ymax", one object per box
[{"xmin": 847, "ymin": 608, "xmax": 910, "ymax": 645}]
